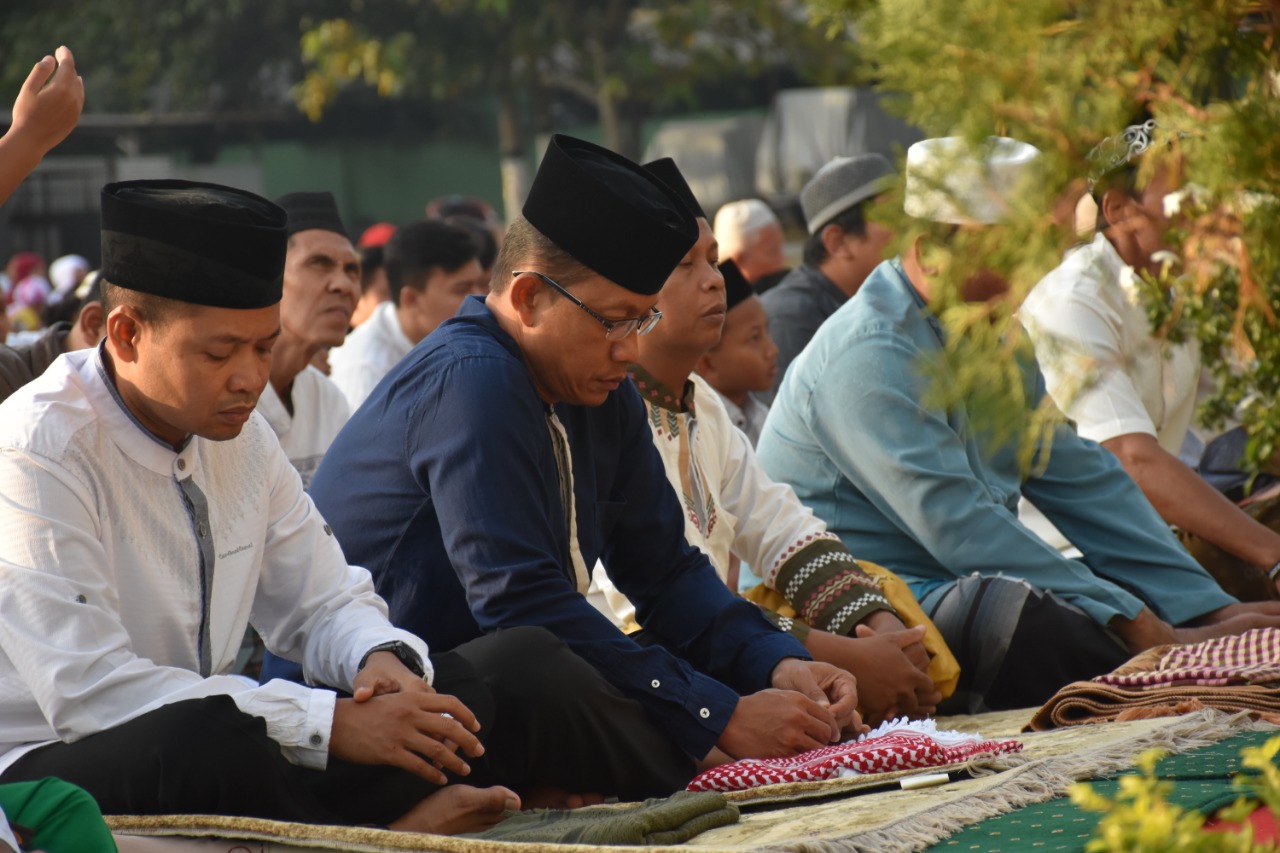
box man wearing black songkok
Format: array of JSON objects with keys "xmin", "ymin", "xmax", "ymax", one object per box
[
  {"xmin": 260, "ymin": 190, "xmax": 358, "ymax": 488},
  {"xmin": 291, "ymin": 135, "xmax": 865, "ymax": 797},
  {"xmin": 0, "ymin": 179, "xmax": 619, "ymax": 834}
]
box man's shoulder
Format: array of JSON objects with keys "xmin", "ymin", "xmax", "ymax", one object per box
[
  {"xmin": 760, "ymin": 267, "xmax": 822, "ymax": 313},
  {"xmin": 296, "ymin": 366, "xmax": 350, "ymax": 414},
  {"xmin": 0, "ymin": 351, "xmax": 97, "ymax": 458}
]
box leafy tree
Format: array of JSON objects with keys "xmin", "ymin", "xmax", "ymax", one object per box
[
  {"xmin": 807, "ymin": 0, "xmax": 1280, "ymax": 472},
  {"xmin": 292, "ymin": 0, "xmax": 856, "ymax": 217}
]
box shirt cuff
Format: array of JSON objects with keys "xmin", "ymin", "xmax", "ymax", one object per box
[{"xmin": 281, "ymin": 688, "xmax": 335, "ymax": 771}]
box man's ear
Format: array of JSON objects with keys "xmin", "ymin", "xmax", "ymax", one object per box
[
  {"xmin": 105, "ymin": 306, "xmax": 143, "ymax": 363},
  {"xmin": 819, "ymin": 223, "xmax": 847, "ymax": 259},
  {"xmin": 507, "ymin": 272, "xmax": 543, "ymax": 328},
  {"xmin": 1100, "ymin": 188, "xmax": 1137, "ymax": 229},
  {"xmin": 77, "ymin": 300, "xmax": 106, "ymax": 346}
]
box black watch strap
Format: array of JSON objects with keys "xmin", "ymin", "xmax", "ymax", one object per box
[{"xmin": 359, "ymin": 640, "xmax": 426, "ymax": 679}]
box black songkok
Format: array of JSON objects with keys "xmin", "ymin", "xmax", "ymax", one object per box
[
  {"xmin": 100, "ymin": 180, "xmax": 287, "ymax": 309},
  {"xmin": 643, "ymin": 157, "xmax": 706, "ymax": 220},
  {"xmin": 720, "ymin": 260, "xmax": 753, "ymax": 312},
  {"xmin": 275, "ymin": 191, "xmax": 348, "ymax": 239},
  {"xmin": 522, "ymin": 134, "xmax": 698, "ymax": 296}
]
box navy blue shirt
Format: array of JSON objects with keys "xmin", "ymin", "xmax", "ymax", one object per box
[{"xmin": 300, "ymin": 296, "xmax": 806, "ymax": 757}]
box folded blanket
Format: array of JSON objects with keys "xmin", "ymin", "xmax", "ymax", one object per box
[
  {"xmin": 1097, "ymin": 628, "xmax": 1280, "ymax": 689},
  {"xmin": 686, "ymin": 718, "xmax": 1022, "ymax": 792},
  {"xmin": 1029, "ymin": 629, "xmax": 1280, "ymax": 731},
  {"xmin": 465, "ymin": 790, "xmax": 738, "ymax": 846}
]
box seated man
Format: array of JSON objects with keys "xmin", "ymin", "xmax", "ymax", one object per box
[
  {"xmin": 713, "ymin": 199, "xmax": 789, "ymax": 294},
  {"xmin": 0, "ymin": 179, "xmax": 606, "ymax": 834},
  {"xmin": 761, "ymin": 154, "xmax": 895, "ymax": 402},
  {"xmin": 757, "ymin": 136, "xmax": 1280, "ymax": 713},
  {"xmin": 595, "ymin": 158, "xmax": 950, "ymax": 723},
  {"xmin": 284, "ymin": 135, "xmax": 864, "ymax": 798},
  {"xmin": 693, "ymin": 260, "xmax": 776, "ymax": 446},
  {"xmin": 261, "ymin": 191, "xmax": 359, "ymax": 488},
  {"xmin": 1020, "ymin": 119, "xmax": 1280, "ymax": 602},
  {"xmin": 328, "ymin": 219, "xmax": 487, "ymax": 409}
]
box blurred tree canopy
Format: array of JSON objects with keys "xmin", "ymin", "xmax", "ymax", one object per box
[
  {"xmin": 806, "ymin": 0, "xmax": 1280, "ymax": 473},
  {"xmin": 290, "ymin": 0, "xmax": 858, "ymax": 214}
]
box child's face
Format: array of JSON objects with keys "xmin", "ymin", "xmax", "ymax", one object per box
[{"xmin": 701, "ymin": 296, "xmax": 778, "ymax": 394}]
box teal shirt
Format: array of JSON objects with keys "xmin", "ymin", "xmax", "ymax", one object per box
[{"xmin": 756, "ymin": 259, "xmax": 1234, "ymax": 627}]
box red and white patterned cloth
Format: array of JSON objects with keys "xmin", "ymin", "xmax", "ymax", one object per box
[
  {"xmin": 686, "ymin": 719, "xmax": 1022, "ymax": 792},
  {"xmin": 1097, "ymin": 628, "xmax": 1280, "ymax": 690}
]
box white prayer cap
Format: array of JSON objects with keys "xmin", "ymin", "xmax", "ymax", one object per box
[
  {"xmin": 713, "ymin": 199, "xmax": 779, "ymax": 257},
  {"xmin": 49, "ymin": 254, "xmax": 90, "ymax": 296},
  {"xmin": 904, "ymin": 136, "xmax": 1042, "ymax": 225}
]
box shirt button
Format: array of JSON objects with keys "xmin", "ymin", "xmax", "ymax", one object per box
[
  {"xmin": 176, "ymin": 458, "xmax": 186, "ymax": 471},
  {"xmin": 323, "ymin": 524, "xmax": 333, "ymax": 536},
  {"xmin": 699, "ymin": 708, "xmax": 710, "ymax": 719},
  {"xmin": 197, "ymin": 522, "xmax": 207, "ymax": 538},
  {"xmin": 309, "ymin": 733, "xmax": 323, "ymax": 746},
  {"xmin": 651, "ymin": 679, "xmax": 660, "ymax": 689},
  {"xmin": 75, "ymin": 594, "xmax": 87, "ymax": 604}
]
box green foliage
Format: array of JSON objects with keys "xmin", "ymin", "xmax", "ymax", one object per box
[
  {"xmin": 1067, "ymin": 740, "xmax": 1280, "ymax": 853},
  {"xmin": 806, "ymin": 0, "xmax": 1280, "ymax": 470}
]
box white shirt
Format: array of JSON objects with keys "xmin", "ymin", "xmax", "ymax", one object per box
[
  {"xmin": 597, "ymin": 374, "xmax": 849, "ymax": 626},
  {"xmin": 1018, "ymin": 233, "xmax": 1201, "ymax": 549},
  {"xmin": 257, "ymin": 365, "xmax": 351, "ymax": 489},
  {"xmin": 714, "ymin": 389, "xmax": 770, "ymax": 447},
  {"xmin": 0, "ymin": 349, "xmax": 429, "ymax": 774},
  {"xmin": 327, "ymin": 302, "xmax": 414, "ymax": 411}
]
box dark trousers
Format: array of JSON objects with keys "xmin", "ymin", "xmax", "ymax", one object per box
[
  {"xmin": 1, "ymin": 627, "xmax": 693, "ymax": 824},
  {"xmin": 922, "ymin": 575, "xmax": 1133, "ymax": 715}
]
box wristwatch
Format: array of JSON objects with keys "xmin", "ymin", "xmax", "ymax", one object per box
[{"xmin": 358, "ymin": 641, "xmax": 426, "ymax": 679}]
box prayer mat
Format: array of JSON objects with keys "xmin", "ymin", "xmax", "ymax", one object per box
[
  {"xmin": 687, "ymin": 718, "xmax": 1022, "ymax": 792},
  {"xmin": 922, "ymin": 729, "xmax": 1279, "ymax": 852},
  {"xmin": 1030, "ymin": 629, "xmax": 1280, "ymax": 731},
  {"xmin": 107, "ymin": 708, "xmax": 1264, "ymax": 853}
]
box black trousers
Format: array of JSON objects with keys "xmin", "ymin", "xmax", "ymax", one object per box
[
  {"xmin": 1, "ymin": 627, "xmax": 694, "ymax": 824},
  {"xmin": 922, "ymin": 575, "xmax": 1133, "ymax": 715}
]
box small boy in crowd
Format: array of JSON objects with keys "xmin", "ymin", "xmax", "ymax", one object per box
[{"xmin": 695, "ymin": 260, "xmax": 778, "ymax": 446}]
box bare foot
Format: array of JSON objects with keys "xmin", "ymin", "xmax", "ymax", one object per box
[
  {"xmin": 1175, "ymin": 612, "xmax": 1280, "ymax": 644},
  {"xmin": 389, "ymin": 785, "xmax": 520, "ymax": 835},
  {"xmin": 521, "ymin": 787, "xmax": 607, "ymax": 809}
]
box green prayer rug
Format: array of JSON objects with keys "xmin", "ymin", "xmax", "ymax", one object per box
[{"xmin": 926, "ymin": 730, "xmax": 1275, "ymax": 852}]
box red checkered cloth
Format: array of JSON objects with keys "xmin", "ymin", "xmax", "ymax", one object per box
[
  {"xmin": 1097, "ymin": 628, "xmax": 1280, "ymax": 690},
  {"xmin": 686, "ymin": 721, "xmax": 1022, "ymax": 792}
]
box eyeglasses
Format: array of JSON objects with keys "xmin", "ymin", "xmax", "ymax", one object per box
[{"xmin": 512, "ymin": 270, "xmax": 662, "ymax": 340}]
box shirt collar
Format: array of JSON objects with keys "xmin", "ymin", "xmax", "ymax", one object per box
[
  {"xmin": 89, "ymin": 343, "xmax": 197, "ymax": 477},
  {"xmin": 627, "ymin": 363, "xmax": 696, "ymax": 414}
]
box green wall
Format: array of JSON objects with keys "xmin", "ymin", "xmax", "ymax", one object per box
[{"xmin": 216, "ymin": 138, "xmax": 504, "ymax": 232}]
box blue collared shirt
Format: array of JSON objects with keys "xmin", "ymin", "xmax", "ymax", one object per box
[
  {"xmin": 756, "ymin": 260, "xmax": 1234, "ymax": 628},
  {"xmin": 304, "ymin": 296, "xmax": 807, "ymax": 758}
]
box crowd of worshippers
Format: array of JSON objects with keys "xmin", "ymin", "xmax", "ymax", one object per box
[{"xmin": 4, "ymin": 46, "xmax": 1280, "ymax": 847}]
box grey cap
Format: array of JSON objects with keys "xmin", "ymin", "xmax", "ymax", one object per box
[{"xmin": 800, "ymin": 153, "xmax": 896, "ymax": 234}]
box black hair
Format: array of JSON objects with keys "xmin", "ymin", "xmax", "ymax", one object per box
[
  {"xmin": 385, "ymin": 220, "xmax": 481, "ymax": 305},
  {"xmin": 445, "ymin": 215, "xmax": 499, "ymax": 270},
  {"xmin": 802, "ymin": 202, "xmax": 870, "ymax": 267},
  {"xmin": 490, "ymin": 216, "xmax": 593, "ymax": 294},
  {"xmin": 358, "ymin": 244, "xmax": 384, "ymax": 293}
]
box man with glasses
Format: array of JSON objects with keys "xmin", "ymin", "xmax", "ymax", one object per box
[{"xmin": 287, "ymin": 135, "xmax": 865, "ymax": 799}]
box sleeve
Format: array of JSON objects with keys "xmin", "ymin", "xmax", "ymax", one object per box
[
  {"xmin": 410, "ymin": 359, "xmax": 807, "ymax": 759},
  {"xmin": 698, "ymin": 384, "xmax": 894, "ymax": 634},
  {"xmin": 250, "ymin": 433, "xmax": 432, "ymax": 694},
  {"xmin": 0, "ymin": 447, "xmax": 359, "ymax": 770},
  {"xmin": 1021, "ymin": 284, "xmax": 1157, "ymax": 445},
  {"xmin": 1019, "ymin": 375, "xmax": 1238, "ymax": 626},
  {"xmin": 805, "ymin": 330, "xmax": 1152, "ymax": 628}
]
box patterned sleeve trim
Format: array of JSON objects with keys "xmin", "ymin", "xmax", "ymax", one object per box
[
  {"xmin": 774, "ymin": 536, "xmax": 894, "ymax": 636},
  {"xmin": 759, "ymin": 608, "xmax": 812, "ymax": 644}
]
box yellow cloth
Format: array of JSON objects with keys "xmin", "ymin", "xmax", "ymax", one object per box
[{"xmin": 744, "ymin": 561, "xmax": 960, "ymax": 699}]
